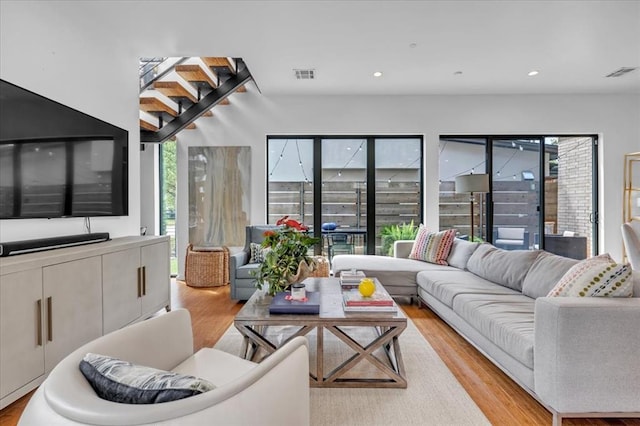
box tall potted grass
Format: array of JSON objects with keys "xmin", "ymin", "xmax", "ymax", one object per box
[{"xmin": 380, "ymin": 220, "xmax": 418, "ymax": 256}]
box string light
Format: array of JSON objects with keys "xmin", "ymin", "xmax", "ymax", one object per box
[
  {"xmin": 385, "ymin": 157, "xmax": 421, "ymax": 183},
  {"xmin": 295, "ymin": 140, "xmax": 311, "ymax": 183},
  {"xmin": 269, "ymin": 140, "xmax": 289, "ymax": 177},
  {"xmin": 328, "ymin": 141, "xmax": 366, "ymax": 181}
]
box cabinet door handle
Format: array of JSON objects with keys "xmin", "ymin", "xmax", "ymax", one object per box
[
  {"xmin": 36, "ymin": 299, "xmax": 42, "ymax": 346},
  {"xmin": 137, "ymin": 267, "xmax": 142, "ymax": 298},
  {"xmin": 46, "ymin": 296, "xmax": 53, "ymax": 342},
  {"xmin": 142, "ymin": 266, "xmax": 147, "ymax": 296}
]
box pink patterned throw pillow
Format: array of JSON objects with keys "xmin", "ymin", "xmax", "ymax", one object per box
[
  {"xmin": 547, "ymin": 254, "xmax": 633, "ymax": 297},
  {"xmin": 408, "ymin": 226, "xmax": 456, "ymax": 265}
]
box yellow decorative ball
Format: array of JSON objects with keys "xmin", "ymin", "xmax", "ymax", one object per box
[{"xmin": 359, "ymin": 278, "xmax": 376, "ymax": 297}]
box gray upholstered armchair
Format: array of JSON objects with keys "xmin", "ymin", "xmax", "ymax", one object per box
[{"xmin": 229, "ymin": 225, "xmax": 279, "ymax": 300}]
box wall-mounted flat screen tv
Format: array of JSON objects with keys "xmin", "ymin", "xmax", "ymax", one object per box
[{"xmin": 0, "ymin": 79, "xmax": 128, "ymax": 219}]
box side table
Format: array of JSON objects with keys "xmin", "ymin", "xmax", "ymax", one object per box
[{"xmin": 185, "ymin": 244, "xmax": 229, "ymax": 287}]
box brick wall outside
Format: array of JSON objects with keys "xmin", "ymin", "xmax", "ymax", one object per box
[{"xmin": 556, "ymin": 137, "xmax": 592, "ymax": 254}]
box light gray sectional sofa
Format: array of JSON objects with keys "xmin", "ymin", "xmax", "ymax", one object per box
[{"xmin": 332, "ymin": 239, "xmax": 640, "ymax": 425}]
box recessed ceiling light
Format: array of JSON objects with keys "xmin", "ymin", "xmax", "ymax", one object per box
[
  {"xmin": 409, "ymin": 42, "xmax": 417, "ymax": 48},
  {"xmin": 528, "ymin": 70, "xmax": 539, "ymax": 76},
  {"xmin": 373, "ymin": 71, "xmax": 383, "ymax": 77},
  {"xmin": 453, "ymin": 71, "xmax": 463, "ymax": 75}
]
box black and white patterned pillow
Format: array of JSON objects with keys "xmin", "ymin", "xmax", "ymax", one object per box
[
  {"xmin": 79, "ymin": 353, "xmax": 215, "ymax": 404},
  {"xmin": 249, "ymin": 242, "xmax": 270, "ymax": 263}
]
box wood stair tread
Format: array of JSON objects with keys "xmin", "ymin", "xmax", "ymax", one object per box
[
  {"xmin": 139, "ymin": 119, "xmax": 159, "ymax": 132},
  {"xmin": 139, "ymin": 97, "xmax": 178, "ymax": 116},
  {"xmin": 201, "ymin": 57, "xmax": 235, "ymax": 72},
  {"xmin": 175, "ymin": 64, "xmax": 217, "ymax": 88},
  {"xmin": 153, "ymin": 81, "xmax": 197, "ymax": 103}
]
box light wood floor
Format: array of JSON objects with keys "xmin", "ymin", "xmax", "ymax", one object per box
[{"xmin": 2, "ymin": 280, "xmax": 638, "ymax": 426}]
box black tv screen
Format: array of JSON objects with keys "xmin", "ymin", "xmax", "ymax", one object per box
[{"xmin": 0, "ymin": 79, "xmax": 128, "ymax": 219}]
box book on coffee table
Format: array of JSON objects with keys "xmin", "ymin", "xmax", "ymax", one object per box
[
  {"xmin": 343, "ymin": 304, "xmax": 398, "ymax": 313},
  {"xmin": 269, "ymin": 291, "xmax": 320, "ymax": 315},
  {"xmin": 339, "ymin": 270, "xmax": 366, "ymax": 283},
  {"xmin": 343, "ymin": 290, "xmax": 394, "ymax": 306}
]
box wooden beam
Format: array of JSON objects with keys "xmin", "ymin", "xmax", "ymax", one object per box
[
  {"xmin": 202, "ymin": 110, "xmax": 213, "ymax": 117},
  {"xmin": 175, "ymin": 64, "xmax": 217, "ymax": 88},
  {"xmin": 218, "ymin": 98, "xmax": 230, "ymax": 105},
  {"xmin": 139, "ymin": 119, "xmax": 158, "ymax": 132},
  {"xmin": 153, "ymin": 81, "xmax": 197, "ymax": 103},
  {"xmin": 185, "ymin": 123, "xmax": 197, "ymax": 130},
  {"xmin": 236, "ymin": 84, "xmax": 247, "ymax": 93},
  {"xmin": 139, "ymin": 97, "xmax": 177, "ymax": 116}
]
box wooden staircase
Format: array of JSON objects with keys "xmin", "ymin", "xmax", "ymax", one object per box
[{"xmin": 139, "ymin": 57, "xmax": 253, "ymax": 143}]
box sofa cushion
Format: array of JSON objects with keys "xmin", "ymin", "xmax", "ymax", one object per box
[
  {"xmin": 249, "ymin": 243, "xmax": 270, "ymax": 263},
  {"xmin": 79, "ymin": 353, "xmax": 215, "ymax": 404},
  {"xmin": 452, "ymin": 294, "xmax": 535, "ymax": 368},
  {"xmin": 548, "ymin": 254, "xmax": 634, "ymax": 297},
  {"xmin": 447, "ymin": 238, "xmax": 480, "ymax": 270},
  {"xmin": 466, "ymin": 244, "xmax": 540, "ymax": 291},
  {"xmin": 522, "ymin": 251, "xmax": 579, "ymax": 299},
  {"xmin": 333, "ymin": 254, "xmax": 455, "ymax": 275},
  {"xmin": 408, "ymin": 226, "xmax": 455, "ymax": 265},
  {"xmin": 236, "ymin": 263, "xmax": 260, "ymax": 279},
  {"xmin": 417, "ymin": 270, "xmax": 520, "ymax": 307}
]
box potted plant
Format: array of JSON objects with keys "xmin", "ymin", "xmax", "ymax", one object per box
[
  {"xmin": 254, "ymin": 216, "xmax": 320, "ymax": 296},
  {"xmin": 379, "ymin": 220, "xmax": 418, "ymax": 256}
]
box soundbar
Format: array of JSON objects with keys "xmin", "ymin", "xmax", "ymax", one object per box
[{"xmin": 0, "ymin": 233, "xmax": 110, "ymax": 257}]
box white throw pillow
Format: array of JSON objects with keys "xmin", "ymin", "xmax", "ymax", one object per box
[{"xmin": 547, "ymin": 254, "xmax": 633, "ymax": 297}]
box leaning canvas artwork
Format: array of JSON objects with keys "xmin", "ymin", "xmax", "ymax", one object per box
[{"xmin": 188, "ymin": 146, "xmax": 251, "ymax": 247}]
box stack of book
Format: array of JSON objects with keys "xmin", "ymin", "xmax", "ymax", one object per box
[
  {"xmin": 342, "ymin": 289, "xmax": 397, "ymax": 313},
  {"xmin": 339, "ymin": 270, "xmax": 366, "ymax": 289}
]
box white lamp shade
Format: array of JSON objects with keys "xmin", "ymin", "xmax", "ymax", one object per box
[{"xmin": 455, "ymin": 174, "xmax": 490, "ymax": 193}]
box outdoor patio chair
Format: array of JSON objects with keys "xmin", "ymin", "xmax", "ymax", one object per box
[{"xmin": 327, "ymin": 233, "xmax": 354, "ymax": 263}]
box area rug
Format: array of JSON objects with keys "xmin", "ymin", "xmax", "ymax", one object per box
[{"xmin": 213, "ymin": 318, "xmax": 490, "ymax": 426}]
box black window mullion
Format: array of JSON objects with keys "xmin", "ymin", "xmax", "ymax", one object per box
[
  {"xmin": 486, "ymin": 138, "xmax": 493, "ymax": 243},
  {"xmin": 538, "ymin": 137, "xmax": 546, "ymax": 251},
  {"xmin": 313, "ymin": 137, "xmax": 322, "ymax": 255},
  {"xmin": 366, "ymin": 137, "xmax": 375, "ymax": 255},
  {"xmin": 592, "ymin": 136, "xmax": 599, "ymax": 255}
]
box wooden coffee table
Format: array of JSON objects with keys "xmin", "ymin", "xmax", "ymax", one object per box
[{"xmin": 234, "ymin": 277, "xmax": 407, "ymax": 388}]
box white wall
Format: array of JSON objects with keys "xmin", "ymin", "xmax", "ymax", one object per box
[
  {"xmin": 0, "ymin": 2, "xmax": 142, "ymax": 241},
  {"xmin": 1, "ymin": 1, "xmax": 638, "ymax": 273},
  {"xmin": 174, "ymin": 83, "xmax": 639, "ymax": 277}
]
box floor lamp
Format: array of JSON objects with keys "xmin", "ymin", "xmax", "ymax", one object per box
[{"xmin": 455, "ymin": 174, "xmax": 489, "ymax": 242}]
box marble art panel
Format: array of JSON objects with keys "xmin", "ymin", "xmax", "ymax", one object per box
[{"xmin": 188, "ymin": 146, "xmax": 250, "ymax": 247}]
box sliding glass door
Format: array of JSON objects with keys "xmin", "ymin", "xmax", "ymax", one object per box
[
  {"xmin": 491, "ymin": 138, "xmax": 541, "ymax": 251},
  {"xmin": 266, "ymin": 138, "xmax": 314, "ymax": 226},
  {"xmin": 375, "ymin": 138, "xmax": 422, "ymax": 255},
  {"xmin": 267, "ymin": 136, "xmax": 424, "ymax": 257},
  {"xmin": 439, "ymin": 135, "xmax": 598, "ymax": 259}
]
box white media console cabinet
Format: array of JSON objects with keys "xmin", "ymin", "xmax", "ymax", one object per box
[{"xmin": 0, "ymin": 235, "xmax": 171, "ymax": 409}]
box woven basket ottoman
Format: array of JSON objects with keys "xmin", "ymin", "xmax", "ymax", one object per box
[{"xmin": 185, "ymin": 244, "xmax": 229, "ymax": 287}]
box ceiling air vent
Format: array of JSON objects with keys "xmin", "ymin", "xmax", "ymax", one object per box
[
  {"xmin": 294, "ymin": 69, "xmax": 315, "ymax": 80},
  {"xmin": 605, "ymin": 67, "xmax": 638, "ymax": 78}
]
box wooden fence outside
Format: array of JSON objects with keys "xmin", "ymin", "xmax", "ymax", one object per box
[{"xmin": 268, "ymin": 179, "xmax": 557, "ymax": 246}]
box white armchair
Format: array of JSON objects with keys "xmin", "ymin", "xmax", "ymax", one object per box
[
  {"xmin": 622, "ymin": 221, "xmax": 640, "ymax": 270},
  {"xmin": 19, "ymin": 309, "xmax": 310, "ymax": 426}
]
